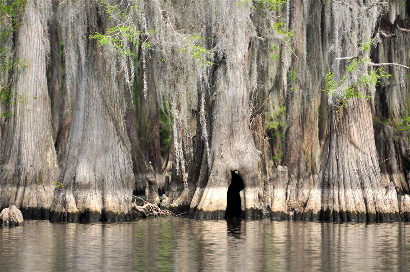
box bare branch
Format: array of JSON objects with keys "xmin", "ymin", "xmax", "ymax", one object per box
[
  {"xmin": 379, "ymin": 30, "xmax": 395, "ymax": 38},
  {"xmin": 369, "ymin": 62, "xmax": 410, "ymax": 70},
  {"xmin": 332, "ymin": 0, "xmax": 388, "ymax": 11},
  {"xmin": 365, "ymin": 0, "xmax": 388, "ymax": 11},
  {"xmin": 334, "ymin": 56, "xmax": 409, "ymax": 70},
  {"xmin": 397, "ymin": 25, "xmax": 410, "ymax": 33},
  {"xmin": 335, "ymin": 56, "xmax": 357, "ymax": 60}
]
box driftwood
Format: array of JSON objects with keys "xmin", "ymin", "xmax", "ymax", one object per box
[
  {"xmin": 0, "ymin": 206, "xmax": 24, "ymax": 227},
  {"xmin": 132, "ymin": 197, "xmax": 172, "ymax": 218}
]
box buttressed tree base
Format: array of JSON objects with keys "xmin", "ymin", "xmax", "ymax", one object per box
[{"xmin": 0, "ymin": 0, "xmax": 408, "ymax": 222}]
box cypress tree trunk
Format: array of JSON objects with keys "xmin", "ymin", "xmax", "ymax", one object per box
[
  {"xmin": 306, "ymin": 0, "xmax": 400, "ymax": 221},
  {"xmin": 48, "ymin": 0, "xmax": 63, "ymax": 142},
  {"xmin": 188, "ymin": 1, "xmax": 263, "ymax": 219},
  {"xmin": 0, "ymin": 0, "xmax": 406, "ymax": 222},
  {"xmin": 47, "ymin": 0, "xmax": 72, "ymax": 163},
  {"xmin": 274, "ymin": 0, "xmax": 324, "ymax": 219},
  {"xmin": 266, "ymin": 0, "xmax": 406, "ymax": 221},
  {"xmin": 134, "ymin": 55, "xmax": 162, "ymax": 204},
  {"xmin": 0, "ymin": 0, "xmax": 59, "ymax": 217},
  {"xmin": 51, "ymin": 2, "xmax": 134, "ymax": 222},
  {"xmin": 373, "ymin": 1, "xmax": 410, "ymax": 218}
]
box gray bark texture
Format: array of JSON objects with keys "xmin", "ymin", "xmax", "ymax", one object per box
[
  {"xmin": 50, "ymin": 2, "xmax": 134, "ymax": 222},
  {"xmin": 47, "ymin": 0, "xmax": 72, "ymax": 164},
  {"xmin": 0, "ymin": 0, "xmax": 408, "ymax": 222},
  {"xmin": 373, "ymin": 0, "xmax": 410, "ymax": 219},
  {"xmin": 0, "ymin": 0, "xmax": 59, "ymax": 218}
]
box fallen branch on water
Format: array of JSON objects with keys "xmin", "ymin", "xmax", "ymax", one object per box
[{"xmin": 132, "ymin": 196, "xmax": 172, "ymax": 218}]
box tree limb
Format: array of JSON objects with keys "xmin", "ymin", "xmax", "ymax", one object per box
[
  {"xmin": 369, "ymin": 62, "xmax": 410, "ymax": 70},
  {"xmin": 379, "ymin": 30, "xmax": 395, "ymax": 38},
  {"xmin": 334, "ymin": 56, "xmax": 409, "ymax": 70},
  {"xmin": 335, "ymin": 56, "xmax": 357, "ymax": 60},
  {"xmin": 397, "ymin": 25, "xmax": 410, "ymax": 33}
]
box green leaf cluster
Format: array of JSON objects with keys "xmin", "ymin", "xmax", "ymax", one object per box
[
  {"xmin": 183, "ymin": 35, "xmax": 214, "ymax": 67},
  {"xmin": 273, "ymin": 22, "xmax": 294, "ymax": 41},
  {"xmin": 0, "ymin": 0, "xmax": 25, "ymax": 40},
  {"xmin": 52, "ymin": 181, "xmax": 64, "ymax": 189},
  {"xmin": 98, "ymin": 0, "xmax": 140, "ymax": 19},
  {"xmin": 265, "ymin": 106, "xmax": 285, "ymax": 131},
  {"xmin": 323, "ymin": 58, "xmax": 391, "ymax": 109},
  {"xmin": 395, "ymin": 116, "xmax": 410, "ymax": 141},
  {"xmin": 271, "ymin": 153, "xmax": 283, "ymax": 162},
  {"xmin": 89, "ymin": 25, "xmax": 142, "ymax": 57},
  {"xmin": 374, "ymin": 116, "xmax": 410, "ymax": 141},
  {"xmin": 238, "ymin": 0, "xmax": 286, "ymax": 12}
]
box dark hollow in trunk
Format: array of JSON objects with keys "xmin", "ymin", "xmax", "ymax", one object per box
[{"xmin": 226, "ymin": 171, "xmax": 244, "ymax": 218}]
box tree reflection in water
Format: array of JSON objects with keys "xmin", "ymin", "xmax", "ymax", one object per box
[{"xmin": 0, "ymin": 219, "xmax": 409, "ymax": 271}]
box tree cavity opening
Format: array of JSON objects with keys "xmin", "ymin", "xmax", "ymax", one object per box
[{"xmin": 226, "ymin": 170, "xmax": 244, "ymax": 219}]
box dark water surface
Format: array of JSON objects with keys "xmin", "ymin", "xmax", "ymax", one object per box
[{"xmin": 1, "ymin": 218, "xmax": 409, "ymax": 271}]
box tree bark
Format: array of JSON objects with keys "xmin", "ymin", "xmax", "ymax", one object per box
[
  {"xmin": 276, "ymin": 0, "xmax": 324, "ymax": 218},
  {"xmin": 189, "ymin": 1, "xmax": 263, "ymax": 219},
  {"xmin": 305, "ymin": 0, "xmax": 400, "ymax": 221},
  {"xmin": 373, "ymin": 7, "xmax": 409, "ymax": 195},
  {"xmin": 318, "ymin": 99, "xmax": 399, "ymax": 221},
  {"xmin": 47, "ymin": 0, "xmax": 72, "ymax": 163},
  {"xmin": 51, "ymin": 2, "xmax": 134, "ymax": 222},
  {"xmin": 0, "ymin": 0, "xmax": 59, "ymax": 218},
  {"xmin": 0, "ymin": 0, "xmax": 407, "ymax": 222}
]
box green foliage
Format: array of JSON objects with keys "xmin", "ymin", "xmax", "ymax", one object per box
[
  {"xmin": 89, "ymin": 25, "xmax": 142, "ymax": 57},
  {"xmin": 324, "ymin": 71, "xmax": 335, "ymax": 91},
  {"xmin": 271, "ymin": 153, "xmax": 282, "ymax": 162},
  {"xmin": 90, "ymin": 3, "xmax": 214, "ymax": 67},
  {"xmin": 89, "ymin": 0, "xmax": 149, "ymax": 57},
  {"xmin": 0, "ymin": 0, "xmax": 27, "ymax": 118},
  {"xmin": 289, "ymin": 69, "xmax": 296, "ymax": 81},
  {"xmin": 265, "ymin": 106, "xmax": 285, "ymax": 130},
  {"xmin": 346, "ymin": 57, "xmax": 370, "ymax": 73},
  {"xmin": 159, "ymin": 103, "xmax": 172, "ymax": 156},
  {"xmin": 0, "ymin": 83, "xmax": 13, "ymax": 119},
  {"xmin": 0, "ymin": 0, "xmax": 26, "ymax": 61},
  {"xmin": 273, "ymin": 21, "xmax": 294, "ymax": 53},
  {"xmin": 323, "ymin": 58, "xmax": 391, "ymax": 109},
  {"xmin": 0, "ymin": 85, "xmax": 11, "ymax": 101},
  {"xmin": 236, "ymin": 0, "xmax": 253, "ymax": 8},
  {"xmin": 273, "ymin": 22, "xmax": 294, "ymax": 40},
  {"xmin": 183, "ymin": 35, "xmax": 214, "ymax": 67},
  {"xmin": 360, "ymin": 38, "xmax": 374, "ymax": 53},
  {"xmin": 338, "ymin": 85, "xmax": 370, "ymax": 108},
  {"xmin": 265, "ymin": 106, "xmax": 285, "ymax": 164},
  {"xmin": 263, "ymin": 0, "xmax": 286, "ymax": 11},
  {"xmin": 270, "ymin": 44, "xmax": 280, "ymax": 60},
  {"xmin": 288, "ymin": 69, "xmax": 297, "ymax": 92},
  {"xmin": 238, "ymin": 0, "xmax": 293, "ymax": 55},
  {"xmin": 52, "ymin": 181, "xmax": 64, "ymax": 189},
  {"xmin": 395, "ymin": 116, "xmax": 410, "ymax": 140},
  {"xmin": 238, "ymin": 0, "xmax": 286, "ymax": 12},
  {"xmin": 358, "ymin": 68, "xmax": 391, "ymax": 86},
  {"xmin": 98, "ymin": 0, "xmax": 140, "ymax": 19},
  {"xmin": 374, "ymin": 116, "xmax": 410, "ymax": 141},
  {"xmin": 0, "ymin": 0, "xmax": 25, "ymax": 39}
]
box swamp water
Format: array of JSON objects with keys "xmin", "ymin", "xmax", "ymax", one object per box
[{"xmin": 0, "ymin": 218, "xmax": 409, "ymax": 271}]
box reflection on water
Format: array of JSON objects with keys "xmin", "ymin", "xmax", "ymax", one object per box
[{"xmin": 0, "ymin": 218, "xmax": 409, "ymax": 271}]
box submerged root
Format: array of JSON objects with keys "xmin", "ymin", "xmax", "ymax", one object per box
[{"xmin": 132, "ymin": 196, "xmax": 172, "ymax": 218}]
